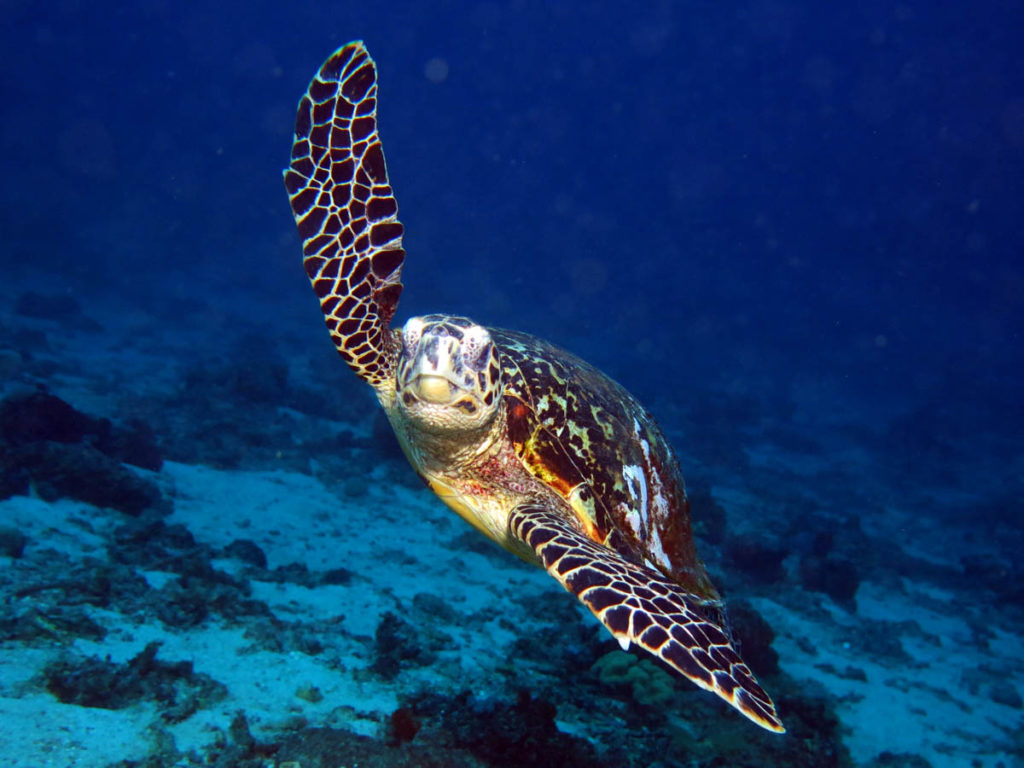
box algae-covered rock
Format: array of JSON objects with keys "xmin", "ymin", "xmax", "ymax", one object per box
[
  {"xmin": 591, "ymin": 650, "xmax": 676, "ymax": 707},
  {"xmin": 43, "ymin": 641, "xmax": 226, "ymax": 722}
]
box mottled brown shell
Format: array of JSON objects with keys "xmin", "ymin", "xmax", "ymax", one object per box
[{"xmin": 492, "ymin": 329, "xmax": 721, "ymax": 607}]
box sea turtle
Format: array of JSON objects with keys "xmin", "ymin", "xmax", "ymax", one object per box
[{"xmin": 283, "ymin": 41, "xmax": 784, "ymax": 732}]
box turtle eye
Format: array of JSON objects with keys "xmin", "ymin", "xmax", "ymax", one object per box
[
  {"xmin": 401, "ymin": 316, "xmax": 425, "ymax": 356},
  {"xmin": 459, "ymin": 326, "xmax": 493, "ymax": 371}
]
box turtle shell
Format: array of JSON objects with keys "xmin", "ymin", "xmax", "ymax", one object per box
[{"xmin": 493, "ymin": 329, "xmax": 721, "ymax": 606}]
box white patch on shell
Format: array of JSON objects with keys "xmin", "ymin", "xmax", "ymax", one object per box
[
  {"xmin": 646, "ymin": 525, "xmax": 671, "ymax": 575},
  {"xmin": 629, "ymin": 418, "xmax": 673, "ymax": 573},
  {"xmin": 535, "ymin": 394, "xmax": 558, "ymax": 429},
  {"xmin": 621, "ymin": 463, "xmax": 647, "ymax": 532},
  {"xmin": 536, "ymin": 393, "xmax": 549, "ymax": 412}
]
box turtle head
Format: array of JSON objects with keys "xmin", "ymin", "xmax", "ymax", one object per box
[{"xmin": 395, "ymin": 315, "xmax": 502, "ymax": 434}]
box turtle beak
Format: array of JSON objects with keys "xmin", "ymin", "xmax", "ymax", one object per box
[
  {"xmin": 400, "ymin": 330, "xmax": 471, "ymax": 403},
  {"xmin": 413, "ymin": 374, "xmax": 457, "ymax": 404}
]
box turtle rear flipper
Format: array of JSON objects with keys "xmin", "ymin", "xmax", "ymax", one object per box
[
  {"xmin": 509, "ymin": 503, "xmax": 785, "ymax": 733},
  {"xmin": 284, "ymin": 41, "xmax": 405, "ymax": 389}
]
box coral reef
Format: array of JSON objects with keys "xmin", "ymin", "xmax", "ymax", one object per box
[
  {"xmin": 686, "ymin": 478, "xmax": 728, "ymax": 545},
  {"xmin": 43, "ymin": 641, "xmax": 226, "ymax": 722},
  {"xmin": 0, "ymin": 525, "xmax": 28, "ymax": 558},
  {"xmin": 372, "ymin": 611, "xmax": 436, "ymax": 680},
  {"xmin": 727, "ymin": 598, "xmax": 780, "ymax": 677},
  {"xmin": 725, "ymin": 533, "xmax": 788, "ymax": 584},
  {"xmin": 799, "ymin": 554, "xmax": 861, "ymax": 606},
  {"xmin": 414, "ymin": 689, "xmax": 611, "ymax": 768},
  {"xmin": 0, "ymin": 390, "xmax": 164, "ymax": 513}
]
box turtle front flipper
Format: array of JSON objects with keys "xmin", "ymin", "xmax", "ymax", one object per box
[
  {"xmin": 284, "ymin": 41, "xmax": 405, "ymax": 389},
  {"xmin": 509, "ymin": 503, "xmax": 785, "ymax": 733}
]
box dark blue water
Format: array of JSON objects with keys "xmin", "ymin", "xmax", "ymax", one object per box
[
  {"xmin": 5, "ymin": 2, "xmax": 1021, "ymax": 408},
  {"xmin": 1, "ymin": 2, "xmax": 1022, "ymax": 765}
]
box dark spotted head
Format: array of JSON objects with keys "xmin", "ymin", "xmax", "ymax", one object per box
[{"xmin": 395, "ymin": 315, "xmax": 503, "ymax": 433}]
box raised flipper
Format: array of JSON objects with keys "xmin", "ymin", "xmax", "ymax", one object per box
[
  {"xmin": 509, "ymin": 503, "xmax": 785, "ymax": 733},
  {"xmin": 283, "ymin": 41, "xmax": 405, "ymax": 389}
]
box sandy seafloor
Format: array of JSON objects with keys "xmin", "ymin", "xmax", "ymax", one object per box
[{"xmin": 0, "ymin": 280, "xmax": 1021, "ymax": 768}]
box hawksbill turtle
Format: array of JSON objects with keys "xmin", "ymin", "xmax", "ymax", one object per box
[{"xmin": 283, "ymin": 41, "xmax": 784, "ymax": 732}]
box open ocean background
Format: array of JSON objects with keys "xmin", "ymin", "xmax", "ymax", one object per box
[{"xmin": 1, "ymin": 2, "xmax": 1022, "ymax": 767}]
